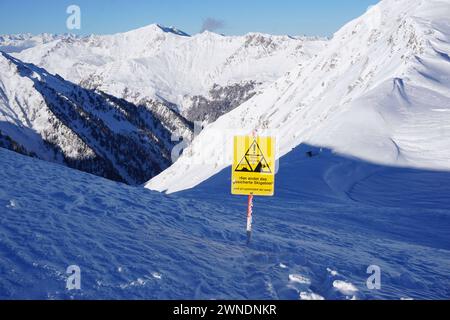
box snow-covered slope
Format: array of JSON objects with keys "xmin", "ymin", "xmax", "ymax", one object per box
[
  {"xmin": 14, "ymin": 24, "xmax": 327, "ymax": 121},
  {"xmin": 0, "ymin": 33, "xmax": 76, "ymax": 53},
  {"xmin": 1, "ymin": 144, "xmax": 449, "ymax": 299},
  {"xmin": 0, "ymin": 52, "xmax": 192, "ymax": 185},
  {"xmin": 147, "ymin": 0, "xmax": 450, "ymax": 193}
]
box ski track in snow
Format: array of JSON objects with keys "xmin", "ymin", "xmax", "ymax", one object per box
[{"xmin": 0, "ymin": 147, "xmax": 449, "ymax": 300}]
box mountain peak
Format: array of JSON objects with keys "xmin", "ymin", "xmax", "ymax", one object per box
[
  {"xmin": 146, "ymin": 0, "xmax": 450, "ymax": 194},
  {"xmin": 156, "ymin": 24, "xmax": 190, "ymax": 37},
  {"xmin": 128, "ymin": 23, "xmax": 190, "ymax": 37}
]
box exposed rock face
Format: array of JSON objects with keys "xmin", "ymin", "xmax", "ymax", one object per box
[{"xmin": 183, "ymin": 81, "xmax": 259, "ymax": 123}]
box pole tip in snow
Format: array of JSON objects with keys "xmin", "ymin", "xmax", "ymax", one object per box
[{"xmin": 246, "ymin": 231, "xmax": 252, "ymax": 245}]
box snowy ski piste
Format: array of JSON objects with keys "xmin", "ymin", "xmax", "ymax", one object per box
[
  {"xmin": 0, "ymin": 145, "xmax": 449, "ymax": 299},
  {"xmin": 0, "ymin": 0, "xmax": 450, "ymax": 300}
]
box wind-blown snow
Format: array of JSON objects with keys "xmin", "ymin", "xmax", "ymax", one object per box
[
  {"xmin": 1, "ymin": 144, "xmax": 449, "ymax": 299},
  {"xmin": 147, "ymin": 0, "xmax": 450, "ymax": 193}
]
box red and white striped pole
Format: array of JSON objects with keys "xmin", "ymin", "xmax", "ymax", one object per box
[
  {"xmin": 246, "ymin": 130, "xmax": 256, "ymax": 243},
  {"xmin": 246, "ymin": 193, "xmax": 254, "ymax": 240}
]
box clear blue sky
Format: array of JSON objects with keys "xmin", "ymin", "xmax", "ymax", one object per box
[{"xmin": 0, "ymin": 0, "xmax": 380, "ymax": 37}]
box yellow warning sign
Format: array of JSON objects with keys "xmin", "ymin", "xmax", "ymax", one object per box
[{"xmin": 232, "ymin": 136, "xmax": 276, "ymax": 196}]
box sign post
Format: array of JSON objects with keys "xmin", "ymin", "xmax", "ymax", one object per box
[
  {"xmin": 232, "ymin": 134, "xmax": 276, "ymax": 243},
  {"xmin": 246, "ymin": 194, "xmax": 253, "ymax": 242}
]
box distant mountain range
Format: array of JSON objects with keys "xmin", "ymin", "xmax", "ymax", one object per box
[
  {"xmin": 0, "ymin": 33, "xmax": 79, "ymax": 53},
  {"xmin": 0, "ymin": 25, "xmax": 324, "ymax": 184},
  {"xmin": 13, "ymin": 24, "xmax": 327, "ymax": 121}
]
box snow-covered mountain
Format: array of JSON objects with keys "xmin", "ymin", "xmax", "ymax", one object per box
[
  {"xmin": 147, "ymin": 0, "xmax": 450, "ymax": 193},
  {"xmin": 0, "ymin": 52, "xmax": 192, "ymax": 185},
  {"xmin": 0, "ymin": 24, "xmax": 325, "ymax": 184},
  {"xmin": 14, "ymin": 24, "xmax": 327, "ymax": 122},
  {"xmin": 0, "ymin": 33, "xmax": 77, "ymax": 53},
  {"xmin": 1, "ymin": 0, "xmax": 450, "ymax": 301}
]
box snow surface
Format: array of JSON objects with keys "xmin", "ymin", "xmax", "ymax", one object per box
[
  {"xmin": 147, "ymin": 0, "xmax": 450, "ymax": 193},
  {"xmin": 0, "ymin": 146, "xmax": 449, "ymax": 299}
]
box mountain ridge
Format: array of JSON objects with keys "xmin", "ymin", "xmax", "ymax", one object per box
[
  {"xmin": 0, "ymin": 51, "xmax": 193, "ymax": 184},
  {"xmin": 13, "ymin": 23, "xmax": 327, "ymax": 121},
  {"xmin": 146, "ymin": 0, "xmax": 450, "ymax": 193}
]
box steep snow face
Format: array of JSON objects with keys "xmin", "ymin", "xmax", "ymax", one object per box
[
  {"xmin": 0, "ymin": 52, "xmax": 193, "ymax": 185},
  {"xmin": 0, "ymin": 33, "xmax": 76, "ymax": 53},
  {"xmin": 147, "ymin": 0, "xmax": 450, "ymax": 193},
  {"xmin": 14, "ymin": 24, "xmax": 327, "ymax": 113}
]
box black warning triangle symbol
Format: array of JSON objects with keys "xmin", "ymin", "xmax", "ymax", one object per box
[{"xmin": 235, "ymin": 140, "xmax": 272, "ymax": 173}]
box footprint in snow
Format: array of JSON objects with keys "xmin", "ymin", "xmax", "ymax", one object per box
[
  {"xmin": 277, "ymin": 272, "xmax": 323, "ymax": 300},
  {"xmin": 6, "ymin": 199, "xmax": 17, "ymax": 209},
  {"xmin": 275, "ymin": 263, "xmax": 324, "ymax": 300},
  {"xmin": 332, "ymin": 280, "xmax": 359, "ymax": 298},
  {"xmin": 324, "ymin": 268, "xmax": 361, "ymax": 300}
]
